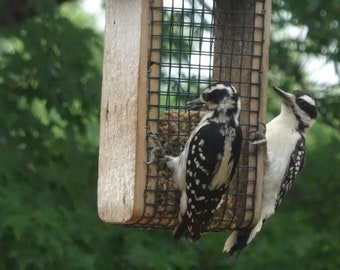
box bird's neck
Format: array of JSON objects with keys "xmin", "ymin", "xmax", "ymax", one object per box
[
  {"xmin": 207, "ymin": 108, "xmax": 239, "ymax": 125},
  {"xmin": 278, "ymin": 105, "xmax": 307, "ymax": 134}
]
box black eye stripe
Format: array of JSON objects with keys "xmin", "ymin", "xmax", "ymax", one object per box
[
  {"xmin": 205, "ymin": 89, "xmax": 227, "ymax": 103},
  {"xmin": 292, "ymin": 90, "xmax": 317, "ymax": 119},
  {"xmin": 296, "ymin": 98, "xmax": 317, "ymax": 119}
]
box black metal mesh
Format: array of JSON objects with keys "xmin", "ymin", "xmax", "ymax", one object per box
[{"xmin": 133, "ymin": 0, "xmax": 267, "ymax": 231}]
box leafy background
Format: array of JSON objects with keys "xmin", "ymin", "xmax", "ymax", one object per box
[{"xmin": 0, "ymin": 0, "xmax": 339, "ymax": 269}]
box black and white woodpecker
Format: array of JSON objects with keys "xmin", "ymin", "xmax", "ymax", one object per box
[
  {"xmin": 223, "ymin": 86, "xmax": 318, "ymax": 258},
  {"xmin": 148, "ymin": 83, "xmax": 242, "ymax": 241}
]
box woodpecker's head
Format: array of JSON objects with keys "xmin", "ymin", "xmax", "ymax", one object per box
[
  {"xmin": 273, "ymin": 86, "xmax": 317, "ymax": 131},
  {"xmin": 187, "ymin": 83, "xmax": 241, "ymax": 117}
]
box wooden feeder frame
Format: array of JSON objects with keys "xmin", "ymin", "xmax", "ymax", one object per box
[{"xmin": 98, "ymin": 0, "xmax": 271, "ymax": 232}]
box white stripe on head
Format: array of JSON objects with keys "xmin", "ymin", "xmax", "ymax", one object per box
[{"xmin": 300, "ymin": 94, "xmax": 316, "ymax": 107}]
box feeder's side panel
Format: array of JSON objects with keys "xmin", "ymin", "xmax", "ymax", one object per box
[
  {"xmin": 98, "ymin": 0, "xmax": 149, "ymax": 223},
  {"xmin": 252, "ymin": 0, "xmax": 271, "ymax": 226}
]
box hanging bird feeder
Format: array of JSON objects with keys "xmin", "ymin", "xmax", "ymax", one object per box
[{"xmin": 98, "ymin": 0, "xmax": 271, "ymax": 232}]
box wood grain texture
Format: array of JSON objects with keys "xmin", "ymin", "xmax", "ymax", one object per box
[
  {"xmin": 98, "ymin": 0, "xmax": 149, "ymax": 223},
  {"xmin": 252, "ymin": 0, "xmax": 271, "ymax": 226}
]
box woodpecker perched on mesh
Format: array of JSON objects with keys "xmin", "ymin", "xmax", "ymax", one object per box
[
  {"xmin": 223, "ymin": 86, "xmax": 318, "ymax": 258},
  {"xmin": 148, "ymin": 83, "xmax": 242, "ymax": 242}
]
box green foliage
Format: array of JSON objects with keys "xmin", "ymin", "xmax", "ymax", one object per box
[
  {"xmin": 0, "ymin": 1, "xmax": 103, "ymax": 269},
  {"xmin": 0, "ymin": 0, "xmax": 339, "ymax": 269},
  {"xmin": 274, "ymin": 0, "xmax": 340, "ymax": 63},
  {"xmin": 318, "ymin": 90, "xmax": 340, "ymax": 129}
]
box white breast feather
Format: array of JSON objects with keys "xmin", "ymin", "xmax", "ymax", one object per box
[{"xmin": 261, "ymin": 116, "xmax": 301, "ymax": 220}]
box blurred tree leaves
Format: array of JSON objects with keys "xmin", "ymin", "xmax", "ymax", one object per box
[
  {"xmin": 0, "ymin": 0, "xmax": 70, "ymax": 27},
  {"xmin": 274, "ymin": 0, "xmax": 340, "ymax": 64},
  {"xmin": 0, "ymin": 0, "xmax": 339, "ymax": 269},
  {"xmin": 0, "ymin": 0, "xmax": 103, "ymax": 269}
]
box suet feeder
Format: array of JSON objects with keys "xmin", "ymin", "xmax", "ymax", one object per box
[{"xmin": 98, "ymin": 0, "xmax": 271, "ymax": 232}]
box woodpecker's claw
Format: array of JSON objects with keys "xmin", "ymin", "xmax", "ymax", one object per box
[
  {"xmin": 247, "ymin": 123, "xmax": 267, "ymax": 145},
  {"xmin": 146, "ymin": 146, "xmax": 167, "ymax": 164},
  {"xmin": 247, "ymin": 136, "xmax": 267, "ymax": 145},
  {"xmin": 147, "ymin": 130, "xmax": 163, "ymax": 148},
  {"xmin": 146, "ymin": 127, "xmax": 168, "ymax": 164}
]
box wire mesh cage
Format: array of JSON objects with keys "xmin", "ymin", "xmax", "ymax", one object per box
[
  {"xmin": 98, "ymin": 0, "xmax": 270, "ymax": 232},
  {"xmin": 132, "ymin": 0, "xmax": 269, "ymax": 230}
]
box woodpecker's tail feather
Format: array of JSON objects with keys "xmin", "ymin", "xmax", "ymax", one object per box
[
  {"xmin": 223, "ymin": 229, "xmax": 253, "ymax": 260},
  {"xmin": 173, "ymin": 219, "xmax": 189, "ymax": 240},
  {"xmin": 224, "ymin": 219, "xmax": 265, "ymax": 260},
  {"xmin": 173, "ymin": 215, "xmax": 202, "ymax": 242}
]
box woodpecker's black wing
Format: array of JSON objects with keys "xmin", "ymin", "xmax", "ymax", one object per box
[
  {"xmin": 275, "ymin": 136, "xmax": 305, "ymax": 209},
  {"xmin": 173, "ymin": 120, "xmax": 242, "ymax": 241}
]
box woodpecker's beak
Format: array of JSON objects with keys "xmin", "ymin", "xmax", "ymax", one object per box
[
  {"xmin": 185, "ymin": 98, "xmax": 206, "ymax": 110},
  {"xmin": 273, "ymin": 86, "xmax": 295, "ymax": 105}
]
